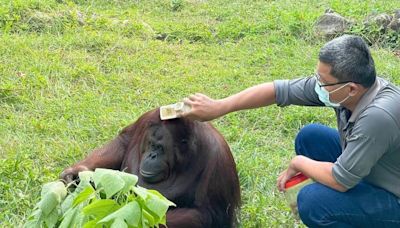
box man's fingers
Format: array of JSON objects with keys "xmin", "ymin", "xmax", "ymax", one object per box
[
  {"xmin": 195, "ymin": 93, "xmax": 208, "ymax": 99},
  {"xmin": 188, "ymin": 94, "xmax": 200, "ymax": 101},
  {"xmin": 180, "ymin": 98, "xmax": 196, "ymax": 118},
  {"xmin": 279, "ymin": 178, "xmax": 286, "ymax": 192},
  {"xmin": 276, "ymin": 171, "xmax": 287, "ymax": 192},
  {"xmin": 182, "ymin": 98, "xmax": 194, "ymax": 106},
  {"xmin": 276, "ymin": 173, "xmax": 283, "ymax": 190},
  {"xmin": 278, "ymin": 178, "xmax": 284, "ymax": 192}
]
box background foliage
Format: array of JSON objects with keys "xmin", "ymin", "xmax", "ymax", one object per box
[{"xmin": 1, "ymin": 0, "xmax": 399, "ymax": 227}]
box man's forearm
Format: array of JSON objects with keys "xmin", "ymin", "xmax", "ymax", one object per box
[
  {"xmin": 219, "ymin": 82, "xmax": 276, "ymax": 115},
  {"xmin": 291, "ymin": 155, "xmax": 347, "ymax": 192}
]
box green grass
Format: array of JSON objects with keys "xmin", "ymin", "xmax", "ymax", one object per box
[{"xmin": 1, "ymin": 0, "xmax": 399, "ymax": 227}]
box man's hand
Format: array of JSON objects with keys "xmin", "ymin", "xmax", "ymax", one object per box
[
  {"xmin": 276, "ymin": 161, "xmax": 299, "ymax": 192},
  {"xmin": 181, "ymin": 93, "xmax": 225, "ymax": 121},
  {"xmin": 277, "ymin": 155, "xmax": 348, "ymax": 192}
]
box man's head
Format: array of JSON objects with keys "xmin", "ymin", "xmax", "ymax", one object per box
[
  {"xmin": 318, "ymin": 35, "xmax": 376, "ymax": 88},
  {"xmin": 315, "ymin": 35, "xmax": 376, "ymax": 110}
]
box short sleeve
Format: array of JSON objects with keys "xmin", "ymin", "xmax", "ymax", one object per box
[{"xmin": 274, "ymin": 76, "xmax": 324, "ymax": 107}]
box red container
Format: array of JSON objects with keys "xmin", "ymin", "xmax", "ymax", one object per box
[
  {"xmin": 284, "ymin": 172, "xmax": 314, "ymax": 218},
  {"xmin": 285, "ymin": 172, "xmax": 310, "ymax": 189}
]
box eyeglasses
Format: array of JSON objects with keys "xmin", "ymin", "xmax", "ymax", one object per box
[{"xmin": 315, "ymin": 73, "xmax": 354, "ymax": 88}]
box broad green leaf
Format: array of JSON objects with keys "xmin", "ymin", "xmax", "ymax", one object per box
[
  {"xmin": 39, "ymin": 192, "xmax": 59, "ymax": 215},
  {"xmin": 118, "ymin": 172, "xmax": 139, "ymax": 192},
  {"xmin": 83, "ymin": 220, "xmax": 98, "ymax": 228},
  {"xmin": 24, "ymin": 208, "xmax": 43, "ymax": 228},
  {"xmin": 142, "ymin": 209, "xmax": 155, "ymax": 227},
  {"xmin": 123, "ymin": 201, "xmax": 141, "ymax": 226},
  {"xmin": 41, "ymin": 181, "xmax": 66, "ymax": 200},
  {"xmin": 71, "ymin": 171, "xmax": 94, "ymax": 198},
  {"xmin": 53, "ymin": 182, "xmax": 68, "ymax": 202},
  {"xmin": 82, "ymin": 199, "xmax": 120, "ymax": 219},
  {"xmin": 160, "ymin": 215, "xmax": 167, "ymax": 226},
  {"xmin": 73, "ymin": 185, "xmax": 95, "ymax": 207},
  {"xmin": 93, "ymin": 168, "xmax": 118, "ymax": 189},
  {"xmin": 23, "ymin": 220, "xmax": 41, "ymax": 228},
  {"xmin": 144, "ymin": 190, "xmax": 175, "ymax": 221},
  {"xmin": 148, "ymin": 190, "xmax": 176, "ymax": 207},
  {"xmin": 133, "ymin": 186, "xmax": 148, "ymax": 199},
  {"xmin": 145, "ymin": 197, "xmax": 169, "ymax": 220},
  {"xmin": 111, "ymin": 218, "xmax": 128, "ymax": 228},
  {"xmin": 79, "ymin": 170, "xmax": 94, "ymax": 183},
  {"xmin": 92, "ymin": 169, "xmax": 138, "ymax": 197},
  {"xmin": 38, "ymin": 182, "xmax": 67, "ymax": 217},
  {"xmin": 98, "ymin": 201, "xmax": 141, "ymax": 227},
  {"xmin": 59, "ymin": 207, "xmax": 78, "ymax": 228},
  {"xmin": 39, "ymin": 182, "xmax": 67, "ymax": 216},
  {"xmin": 61, "ymin": 192, "xmax": 76, "ymax": 213},
  {"xmin": 41, "ymin": 183, "xmax": 53, "ymax": 197},
  {"xmin": 73, "ymin": 206, "xmax": 88, "ymax": 228},
  {"xmin": 44, "ymin": 207, "xmax": 60, "ymax": 228},
  {"xmin": 99, "ymin": 173, "xmax": 125, "ymax": 198}
]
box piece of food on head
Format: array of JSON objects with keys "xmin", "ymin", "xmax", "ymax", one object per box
[{"xmin": 160, "ymin": 102, "xmax": 191, "ymax": 120}]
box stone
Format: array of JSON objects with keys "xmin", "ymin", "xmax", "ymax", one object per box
[
  {"xmin": 388, "ymin": 18, "xmax": 400, "ymax": 32},
  {"xmin": 394, "ymin": 9, "xmax": 400, "ymax": 19},
  {"xmin": 364, "ymin": 13, "xmax": 393, "ymax": 29},
  {"xmin": 315, "ymin": 12, "xmax": 351, "ymax": 36}
]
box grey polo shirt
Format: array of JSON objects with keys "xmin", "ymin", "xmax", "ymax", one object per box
[{"xmin": 274, "ymin": 76, "xmax": 400, "ymax": 198}]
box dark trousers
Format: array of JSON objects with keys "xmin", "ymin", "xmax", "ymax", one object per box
[{"xmin": 295, "ymin": 123, "xmax": 400, "ymax": 227}]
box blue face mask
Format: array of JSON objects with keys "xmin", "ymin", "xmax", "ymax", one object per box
[{"xmin": 314, "ymin": 81, "xmax": 351, "ymax": 107}]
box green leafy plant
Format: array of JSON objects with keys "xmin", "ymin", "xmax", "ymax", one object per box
[
  {"xmin": 24, "ymin": 168, "xmax": 176, "ymax": 228},
  {"xmin": 347, "ymin": 23, "xmax": 400, "ymax": 49}
]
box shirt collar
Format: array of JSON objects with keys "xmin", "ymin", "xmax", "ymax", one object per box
[{"xmin": 348, "ymin": 78, "xmax": 383, "ymax": 123}]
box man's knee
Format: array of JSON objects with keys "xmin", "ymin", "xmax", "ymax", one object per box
[
  {"xmin": 297, "ymin": 183, "xmax": 330, "ymax": 227},
  {"xmin": 295, "ymin": 123, "xmax": 324, "ymax": 145},
  {"xmin": 295, "ymin": 123, "xmax": 341, "ymax": 161},
  {"xmin": 295, "ymin": 123, "xmax": 325, "ymax": 155}
]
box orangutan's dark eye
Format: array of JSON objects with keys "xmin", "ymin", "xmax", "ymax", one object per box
[{"xmin": 181, "ymin": 139, "xmax": 188, "ymax": 144}]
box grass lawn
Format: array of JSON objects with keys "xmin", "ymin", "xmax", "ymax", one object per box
[{"xmin": 1, "ymin": 0, "xmax": 399, "ymax": 227}]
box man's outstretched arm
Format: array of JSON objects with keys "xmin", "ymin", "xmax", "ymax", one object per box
[{"xmin": 182, "ymin": 82, "xmax": 276, "ymax": 121}]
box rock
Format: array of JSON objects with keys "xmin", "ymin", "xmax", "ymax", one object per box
[
  {"xmin": 390, "ymin": 10, "xmax": 400, "ymax": 31},
  {"xmin": 394, "ymin": 9, "xmax": 400, "ymax": 19},
  {"xmin": 364, "ymin": 13, "xmax": 393, "ymax": 29},
  {"xmin": 315, "ymin": 12, "xmax": 351, "ymax": 36},
  {"xmin": 388, "ymin": 18, "xmax": 400, "ymax": 31}
]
